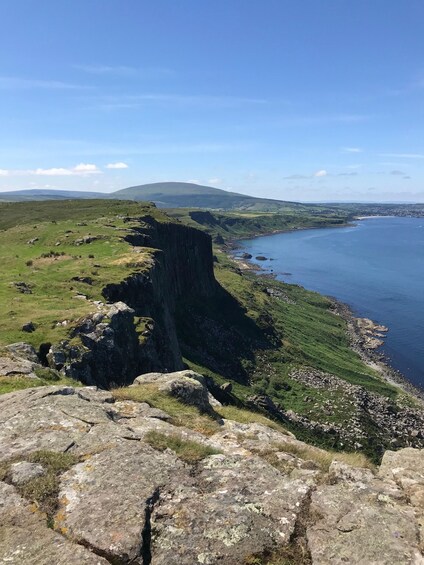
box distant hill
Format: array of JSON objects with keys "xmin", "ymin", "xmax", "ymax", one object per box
[
  {"xmin": 2, "ymin": 183, "xmax": 422, "ymax": 216},
  {"xmin": 110, "ymin": 181, "xmax": 309, "ymax": 210},
  {"xmin": 0, "ymin": 182, "xmax": 313, "ymax": 211},
  {"xmin": 0, "ymin": 189, "xmax": 104, "ymax": 202}
]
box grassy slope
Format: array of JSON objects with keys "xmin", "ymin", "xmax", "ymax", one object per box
[
  {"xmin": 177, "ymin": 249, "xmax": 398, "ymax": 456},
  {"xmin": 167, "ymin": 207, "xmax": 350, "ymax": 240},
  {"xmin": 0, "ymin": 200, "xmax": 168, "ymax": 347}
]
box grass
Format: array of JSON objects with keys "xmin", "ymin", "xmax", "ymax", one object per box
[
  {"xmin": 0, "ymin": 375, "xmax": 81, "ymax": 395},
  {"xmin": 0, "ymin": 450, "xmax": 79, "ymax": 525},
  {"xmin": 144, "ymin": 430, "xmax": 221, "ymax": 463},
  {"xmin": 177, "ymin": 251, "xmax": 401, "ymax": 458},
  {"xmin": 216, "ymin": 405, "xmax": 291, "ymax": 435},
  {"xmin": 0, "ymin": 199, "xmax": 167, "ymax": 348},
  {"xmin": 167, "ymin": 208, "xmax": 349, "ymax": 242},
  {"xmin": 263, "ymin": 440, "xmax": 375, "ymax": 473},
  {"xmin": 112, "ymin": 384, "xmax": 220, "ymax": 435}
]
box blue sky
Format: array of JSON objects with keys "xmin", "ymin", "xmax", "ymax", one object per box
[{"xmin": 1, "ymin": 0, "xmax": 424, "ymax": 202}]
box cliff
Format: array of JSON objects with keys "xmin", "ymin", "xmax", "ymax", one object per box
[
  {"xmin": 1, "ymin": 375, "xmax": 423, "ymax": 564},
  {"xmin": 47, "ymin": 216, "xmax": 217, "ymax": 388}
]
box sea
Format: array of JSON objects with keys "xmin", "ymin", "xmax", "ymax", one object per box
[{"xmin": 239, "ymin": 216, "xmax": 424, "ymax": 390}]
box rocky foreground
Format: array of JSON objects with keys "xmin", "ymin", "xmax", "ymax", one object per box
[{"xmin": 1, "ymin": 371, "xmax": 424, "ymax": 564}]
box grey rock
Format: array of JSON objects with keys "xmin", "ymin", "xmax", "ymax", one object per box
[
  {"xmin": 9, "ymin": 461, "xmax": 46, "ymax": 485},
  {"xmin": 307, "ymin": 471, "xmax": 421, "ymax": 564},
  {"xmin": 133, "ymin": 370, "xmax": 214, "ymax": 412},
  {"xmin": 328, "ymin": 460, "xmax": 374, "ymax": 484},
  {"xmin": 0, "ymin": 384, "xmax": 424, "ymax": 564},
  {"xmin": 5, "ymin": 342, "xmax": 39, "ymax": 364},
  {"xmin": 220, "ymin": 381, "xmax": 232, "ymax": 393},
  {"xmin": 0, "ymin": 354, "xmax": 40, "ymax": 379},
  {"xmin": 0, "ymin": 482, "xmax": 108, "ymax": 564},
  {"xmin": 150, "ymin": 454, "xmax": 313, "ymax": 565},
  {"xmin": 56, "ymin": 442, "xmax": 187, "ymax": 563}
]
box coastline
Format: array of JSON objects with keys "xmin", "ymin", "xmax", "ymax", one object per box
[
  {"xmin": 331, "ymin": 299, "xmax": 424, "ymax": 403},
  {"xmin": 227, "ymin": 230, "xmax": 424, "ymax": 405}
]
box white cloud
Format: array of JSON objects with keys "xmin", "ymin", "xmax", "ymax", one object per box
[
  {"xmin": 342, "ymin": 147, "xmax": 363, "ymax": 153},
  {"xmin": 33, "ymin": 167, "xmax": 73, "ymax": 176},
  {"xmin": 283, "ymin": 174, "xmax": 309, "ymax": 180},
  {"xmin": 73, "ymin": 163, "xmax": 99, "ymax": 173},
  {"xmin": 208, "ymin": 178, "xmax": 222, "ymax": 185},
  {"xmin": 314, "ymin": 170, "xmax": 328, "ymax": 177},
  {"xmin": 32, "ymin": 163, "xmax": 101, "ymax": 176},
  {"xmin": 0, "ymin": 169, "xmax": 9, "ymax": 176},
  {"xmin": 106, "ymin": 162, "xmax": 129, "ymax": 169}
]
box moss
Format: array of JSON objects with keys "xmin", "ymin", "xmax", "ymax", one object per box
[{"xmin": 145, "ymin": 430, "xmax": 221, "ymax": 463}]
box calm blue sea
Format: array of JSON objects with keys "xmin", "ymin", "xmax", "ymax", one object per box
[{"xmin": 239, "ymin": 217, "xmax": 424, "ymax": 389}]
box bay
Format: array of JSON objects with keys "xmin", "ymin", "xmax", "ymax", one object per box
[{"xmin": 239, "ymin": 217, "xmax": 424, "ymax": 389}]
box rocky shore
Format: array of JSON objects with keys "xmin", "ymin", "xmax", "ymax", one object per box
[{"xmin": 332, "ymin": 299, "xmax": 424, "ymax": 403}]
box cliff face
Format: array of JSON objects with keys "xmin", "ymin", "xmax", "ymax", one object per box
[{"xmin": 47, "ymin": 217, "xmax": 217, "ymax": 388}]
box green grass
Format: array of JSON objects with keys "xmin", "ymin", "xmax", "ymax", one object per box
[
  {"xmin": 177, "ymin": 250, "xmax": 400, "ymax": 458},
  {"xmin": 167, "ymin": 207, "xmax": 349, "ymax": 243},
  {"xmin": 0, "ymin": 375, "xmax": 81, "ymax": 395},
  {"xmin": 144, "ymin": 430, "xmax": 221, "ymax": 463},
  {"xmin": 0, "ymin": 199, "xmax": 168, "ymax": 348}
]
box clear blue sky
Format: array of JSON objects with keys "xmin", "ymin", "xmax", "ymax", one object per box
[{"xmin": 1, "ymin": 0, "xmax": 423, "ymax": 202}]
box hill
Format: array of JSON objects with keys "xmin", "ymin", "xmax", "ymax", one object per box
[
  {"xmin": 111, "ymin": 181, "xmax": 310, "ymax": 210},
  {"xmin": 0, "ymin": 189, "xmax": 104, "ymax": 202},
  {"xmin": 0, "ymin": 182, "xmax": 335, "ymax": 212}
]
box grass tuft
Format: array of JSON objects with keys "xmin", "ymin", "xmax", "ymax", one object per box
[
  {"xmin": 269, "ymin": 441, "xmax": 374, "ymax": 473},
  {"xmin": 145, "ymin": 430, "xmax": 221, "ymax": 463}
]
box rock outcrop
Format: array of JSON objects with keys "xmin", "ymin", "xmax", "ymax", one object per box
[{"xmin": 1, "ymin": 376, "xmax": 424, "ymax": 564}]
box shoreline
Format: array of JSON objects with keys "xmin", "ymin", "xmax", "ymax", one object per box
[
  {"xmin": 331, "ymin": 299, "xmax": 424, "ymax": 402},
  {"xmin": 225, "ymin": 219, "xmax": 355, "ymax": 251},
  {"xmin": 227, "ymin": 230, "xmax": 424, "ymax": 404}
]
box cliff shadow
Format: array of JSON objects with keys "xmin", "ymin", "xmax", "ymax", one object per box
[{"xmin": 175, "ymin": 283, "xmax": 278, "ymax": 385}]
